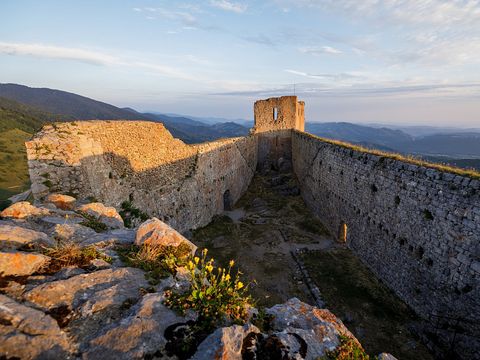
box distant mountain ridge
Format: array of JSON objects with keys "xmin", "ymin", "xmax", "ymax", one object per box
[
  {"xmin": 0, "ymin": 83, "xmax": 250, "ymax": 144},
  {"xmin": 306, "ymin": 122, "xmax": 480, "ymax": 167},
  {"xmin": 0, "ymin": 83, "xmax": 151, "ymax": 121}
]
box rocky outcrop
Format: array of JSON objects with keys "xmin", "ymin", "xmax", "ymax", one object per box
[
  {"xmin": 0, "ymin": 251, "xmax": 50, "ymax": 276},
  {"xmin": 265, "ymin": 297, "xmax": 359, "ymax": 358},
  {"xmin": 0, "ymin": 196, "xmax": 386, "ymax": 360},
  {"xmin": 84, "ymin": 292, "xmax": 184, "ymax": 359},
  {"xmin": 135, "ymin": 217, "xmax": 197, "ymax": 254},
  {"xmin": 45, "ymin": 193, "xmax": 77, "ymax": 210},
  {"xmin": 24, "ymin": 267, "xmax": 148, "ymax": 314},
  {"xmin": 0, "ymin": 294, "xmax": 72, "ymax": 359},
  {"xmin": 0, "ymin": 225, "xmax": 53, "ymax": 250},
  {"xmin": 191, "ymin": 324, "xmax": 260, "ymax": 360},
  {"xmin": 77, "ymin": 202, "xmax": 124, "ymax": 229},
  {"xmin": 0, "ymin": 201, "xmax": 49, "ymax": 219},
  {"xmin": 53, "ymin": 223, "xmax": 97, "ymax": 243},
  {"xmin": 192, "ymin": 298, "xmax": 366, "ymax": 360}
]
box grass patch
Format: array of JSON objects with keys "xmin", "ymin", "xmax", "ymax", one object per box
[
  {"xmin": 193, "ymin": 215, "xmax": 236, "ymax": 240},
  {"xmin": 116, "ymin": 243, "xmax": 192, "ymax": 285},
  {"xmin": 296, "ymin": 217, "xmax": 330, "ymax": 236},
  {"xmin": 79, "ymin": 213, "xmax": 108, "ymax": 233},
  {"xmin": 42, "ymin": 242, "xmax": 112, "ymax": 273},
  {"xmin": 297, "ymin": 130, "xmax": 480, "ymax": 180}
]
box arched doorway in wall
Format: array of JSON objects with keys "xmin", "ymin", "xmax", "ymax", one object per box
[
  {"xmin": 223, "ymin": 190, "xmax": 232, "ymax": 211},
  {"xmin": 338, "ymin": 221, "xmax": 348, "ymax": 243}
]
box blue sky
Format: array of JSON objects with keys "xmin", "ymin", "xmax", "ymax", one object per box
[{"xmin": 1, "ymin": 0, "xmax": 480, "ymax": 126}]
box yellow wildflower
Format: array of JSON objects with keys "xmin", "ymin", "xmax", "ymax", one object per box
[
  {"xmin": 225, "ymin": 274, "xmax": 231, "ymax": 281},
  {"xmin": 229, "ymin": 260, "xmax": 235, "ymax": 267},
  {"xmin": 236, "ymin": 281, "xmax": 244, "ymax": 289},
  {"xmin": 206, "ymin": 264, "xmax": 214, "ymax": 272},
  {"xmin": 194, "ymin": 257, "xmax": 199, "ymax": 264}
]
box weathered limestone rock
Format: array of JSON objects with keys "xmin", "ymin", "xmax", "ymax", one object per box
[
  {"xmin": 135, "ymin": 217, "xmax": 197, "ymax": 254},
  {"xmin": 0, "ymin": 294, "xmax": 71, "ymax": 359},
  {"xmin": 191, "ymin": 324, "xmax": 260, "ymax": 360},
  {"xmin": 45, "ymin": 193, "xmax": 77, "ymax": 210},
  {"xmin": 77, "ymin": 202, "xmax": 124, "ymax": 229},
  {"xmin": 83, "ymin": 293, "xmax": 184, "ymax": 360},
  {"xmin": 54, "ymin": 223, "xmax": 97, "ymax": 243},
  {"xmin": 7, "ymin": 189, "xmax": 32, "ymax": 204},
  {"xmin": 24, "ymin": 267, "xmax": 148, "ymax": 314},
  {"xmin": 0, "ymin": 251, "xmax": 50, "ymax": 276},
  {"xmin": 265, "ymin": 298, "xmax": 360, "ymax": 358},
  {"xmin": 0, "ymin": 201, "xmax": 49, "ymax": 219},
  {"xmin": 0, "ymin": 225, "xmax": 53, "ymax": 250},
  {"xmin": 80, "ymin": 228, "xmax": 136, "ymax": 247}
]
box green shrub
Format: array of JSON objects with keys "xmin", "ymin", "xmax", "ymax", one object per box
[
  {"xmin": 120, "ymin": 200, "xmax": 149, "ymax": 228},
  {"xmin": 164, "ymin": 249, "xmax": 253, "ymax": 328}
]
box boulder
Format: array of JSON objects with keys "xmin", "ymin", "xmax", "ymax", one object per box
[
  {"xmin": 191, "ymin": 324, "xmax": 260, "ymax": 360},
  {"xmin": 54, "ymin": 223, "xmax": 97, "ymax": 243},
  {"xmin": 77, "ymin": 202, "xmax": 124, "ymax": 229},
  {"xmin": 0, "ymin": 251, "xmax": 50, "ymax": 276},
  {"xmin": 0, "ymin": 294, "xmax": 71, "ymax": 359},
  {"xmin": 24, "ymin": 267, "xmax": 149, "ymax": 314},
  {"xmin": 0, "ymin": 201, "xmax": 49, "ymax": 219},
  {"xmin": 135, "ymin": 218, "xmax": 197, "ymax": 254},
  {"xmin": 80, "ymin": 228, "xmax": 136, "ymax": 247},
  {"xmin": 265, "ymin": 298, "xmax": 361, "ymax": 359},
  {"xmin": 83, "ymin": 292, "xmax": 185, "ymax": 360},
  {"xmin": 45, "ymin": 193, "xmax": 76, "ymax": 210},
  {"xmin": 0, "ymin": 225, "xmax": 53, "ymax": 250}
]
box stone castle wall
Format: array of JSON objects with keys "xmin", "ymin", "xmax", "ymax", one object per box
[
  {"xmin": 26, "ymin": 121, "xmax": 257, "ymax": 232},
  {"xmin": 292, "ymin": 130, "xmax": 480, "ymax": 335},
  {"xmin": 25, "ymin": 98, "xmax": 480, "ymax": 355}
]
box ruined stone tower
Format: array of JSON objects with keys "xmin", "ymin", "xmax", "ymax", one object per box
[
  {"xmin": 252, "ymin": 96, "xmax": 305, "ymax": 133},
  {"xmin": 253, "ymin": 96, "xmax": 304, "ymax": 172}
]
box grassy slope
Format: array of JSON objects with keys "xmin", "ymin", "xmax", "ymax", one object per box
[
  {"xmin": 0, "ymin": 96, "xmax": 68, "ymax": 206},
  {"xmin": 0, "ymin": 128, "xmax": 32, "ymax": 201}
]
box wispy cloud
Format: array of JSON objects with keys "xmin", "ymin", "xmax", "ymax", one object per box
[
  {"xmin": 0, "ymin": 42, "xmax": 197, "ymax": 80},
  {"xmin": 299, "ymin": 45, "xmax": 342, "ymax": 56},
  {"xmin": 210, "ymin": 0, "xmax": 247, "ymax": 13},
  {"xmin": 284, "ymin": 69, "xmax": 363, "ymax": 81},
  {"xmin": 0, "ymin": 42, "xmax": 117, "ymax": 66},
  {"xmin": 139, "ymin": 7, "xmax": 197, "ymax": 26},
  {"xmin": 213, "ymin": 80, "xmax": 480, "ymax": 98}
]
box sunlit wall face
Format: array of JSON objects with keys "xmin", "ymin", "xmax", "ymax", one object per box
[{"xmin": 1, "ymin": 0, "xmax": 479, "ymax": 126}]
